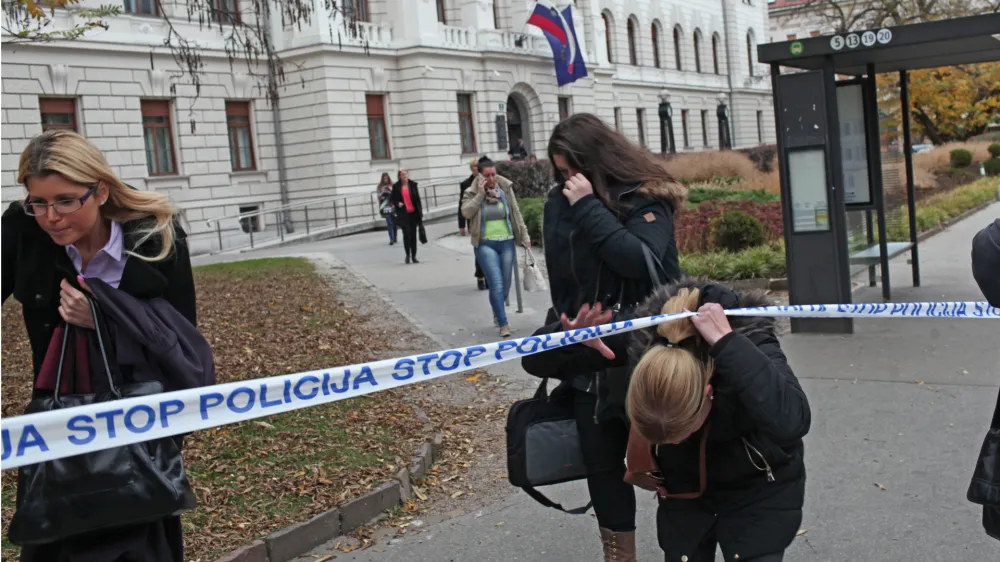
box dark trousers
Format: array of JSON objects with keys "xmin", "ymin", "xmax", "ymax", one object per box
[
  {"xmin": 475, "ymin": 258, "xmax": 484, "ymax": 278},
  {"xmin": 574, "ymin": 389, "xmax": 635, "ymax": 532},
  {"xmin": 665, "ymin": 522, "xmax": 786, "ymax": 562},
  {"xmin": 400, "ymin": 213, "xmax": 419, "ymax": 259}
]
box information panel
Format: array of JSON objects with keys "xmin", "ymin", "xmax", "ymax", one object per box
[
  {"xmin": 789, "ymin": 149, "xmax": 830, "ymax": 233},
  {"xmin": 836, "ymin": 83, "xmax": 872, "ymax": 205}
]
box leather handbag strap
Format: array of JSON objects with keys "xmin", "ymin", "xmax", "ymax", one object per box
[
  {"xmin": 523, "ymin": 486, "xmax": 593, "ymax": 515},
  {"xmin": 640, "ymin": 242, "xmax": 666, "ymax": 286}
]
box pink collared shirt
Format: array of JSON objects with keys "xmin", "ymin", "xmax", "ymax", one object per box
[{"xmin": 66, "ymin": 221, "xmax": 127, "ymax": 289}]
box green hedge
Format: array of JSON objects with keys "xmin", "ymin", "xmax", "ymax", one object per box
[
  {"xmin": 680, "ymin": 243, "xmax": 786, "ymax": 281},
  {"xmin": 887, "ymin": 177, "xmax": 999, "ymax": 240},
  {"xmin": 519, "ymin": 197, "xmax": 544, "ymax": 244},
  {"xmin": 497, "ymin": 161, "xmax": 553, "ymax": 199},
  {"xmin": 687, "ymin": 187, "xmax": 779, "ymax": 208}
]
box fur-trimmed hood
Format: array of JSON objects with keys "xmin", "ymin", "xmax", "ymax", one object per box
[
  {"xmin": 636, "ymin": 180, "xmax": 688, "ymax": 212},
  {"xmin": 627, "ymin": 277, "xmax": 776, "ymax": 360}
]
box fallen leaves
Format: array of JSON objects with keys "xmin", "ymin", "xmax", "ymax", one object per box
[{"xmin": 874, "ymin": 482, "xmax": 888, "ymax": 491}]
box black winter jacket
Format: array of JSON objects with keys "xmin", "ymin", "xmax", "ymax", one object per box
[
  {"xmin": 459, "ymin": 174, "xmax": 475, "ymax": 227},
  {"xmin": 968, "ymin": 218, "xmax": 1000, "ymax": 540},
  {"xmin": 390, "ymin": 180, "xmax": 423, "ymax": 223},
  {"xmin": 524, "ymin": 280, "xmax": 810, "ymax": 560},
  {"xmin": 539, "ymin": 180, "xmax": 684, "ymax": 419}
]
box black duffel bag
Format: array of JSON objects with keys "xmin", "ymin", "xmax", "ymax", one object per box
[{"xmin": 506, "ymin": 378, "xmax": 592, "ymax": 514}]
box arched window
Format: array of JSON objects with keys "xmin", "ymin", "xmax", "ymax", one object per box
[
  {"xmin": 602, "ymin": 12, "xmax": 614, "ymax": 64},
  {"xmin": 673, "ymin": 25, "xmax": 682, "ymax": 70},
  {"xmin": 627, "ymin": 16, "xmax": 638, "ymax": 66},
  {"xmin": 712, "ymin": 33, "xmax": 721, "ymax": 74},
  {"xmin": 693, "ymin": 29, "xmax": 702, "ymax": 73},
  {"xmin": 651, "ymin": 21, "xmax": 661, "ymax": 68},
  {"xmin": 746, "ymin": 30, "xmax": 755, "ymax": 76}
]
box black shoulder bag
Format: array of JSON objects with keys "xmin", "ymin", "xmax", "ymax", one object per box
[
  {"xmin": 8, "ymin": 295, "xmax": 197, "ymax": 546},
  {"xmin": 505, "ymin": 243, "xmax": 665, "ymax": 514}
]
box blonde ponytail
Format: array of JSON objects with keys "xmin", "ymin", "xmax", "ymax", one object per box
[
  {"xmin": 627, "ymin": 288, "xmax": 714, "ymax": 444},
  {"xmin": 18, "ymin": 130, "xmax": 178, "ymax": 261}
]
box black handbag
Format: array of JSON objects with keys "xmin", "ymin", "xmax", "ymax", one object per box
[
  {"xmin": 418, "ymin": 223, "xmax": 428, "ymax": 244},
  {"xmin": 8, "ymin": 296, "xmax": 197, "ymax": 546},
  {"xmin": 506, "ymin": 378, "xmax": 592, "ymax": 514}
]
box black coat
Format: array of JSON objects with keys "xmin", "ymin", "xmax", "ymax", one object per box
[
  {"xmin": 524, "ymin": 281, "xmax": 810, "ymax": 560},
  {"xmin": 969, "ymin": 218, "xmax": 1000, "ymax": 540},
  {"xmin": 538, "ymin": 181, "xmax": 683, "ymax": 419},
  {"xmin": 459, "ymin": 174, "xmax": 475, "ymax": 227},
  {"xmin": 2, "ymin": 201, "xmax": 197, "ymax": 562},
  {"xmin": 390, "ymin": 180, "xmax": 423, "ymax": 224}
]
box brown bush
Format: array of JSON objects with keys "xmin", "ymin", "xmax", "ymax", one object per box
[{"xmin": 662, "ymin": 150, "xmax": 759, "ymax": 183}]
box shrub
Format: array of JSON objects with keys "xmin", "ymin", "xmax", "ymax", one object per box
[
  {"xmin": 915, "ymin": 142, "xmax": 992, "ymax": 172},
  {"xmin": 950, "ymin": 149, "xmax": 973, "ymax": 168},
  {"xmin": 687, "ymin": 187, "xmax": 779, "ymax": 207},
  {"xmin": 988, "ymin": 143, "xmax": 1000, "ymax": 158},
  {"xmin": 984, "ymin": 158, "xmax": 1000, "ymax": 177},
  {"xmin": 712, "ymin": 210, "xmax": 767, "ymax": 253},
  {"xmin": 680, "ymin": 243, "xmax": 786, "ymax": 280},
  {"xmin": 661, "ymin": 150, "xmax": 759, "ymax": 184},
  {"xmin": 518, "ymin": 197, "xmax": 544, "ymax": 244},
  {"xmin": 737, "ymin": 144, "xmax": 778, "ymax": 172},
  {"xmin": 675, "ymin": 200, "xmax": 783, "ymax": 254},
  {"xmin": 497, "ymin": 160, "xmax": 553, "ymax": 199}
]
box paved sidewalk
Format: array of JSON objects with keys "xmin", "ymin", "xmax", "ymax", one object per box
[{"xmin": 194, "ymin": 204, "xmax": 1000, "ymax": 561}]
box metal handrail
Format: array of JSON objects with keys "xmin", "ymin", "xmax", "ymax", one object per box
[{"xmin": 205, "ymin": 175, "xmax": 468, "ymax": 227}]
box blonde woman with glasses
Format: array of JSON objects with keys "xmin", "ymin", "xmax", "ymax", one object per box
[{"xmin": 2, "ymin": 129, "xmax": 197, "ymax": 561}]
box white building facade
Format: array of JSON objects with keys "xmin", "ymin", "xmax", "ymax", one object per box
[{"xmin": 2, "ymin": 0, "xmax": 775, "ymax": 254}]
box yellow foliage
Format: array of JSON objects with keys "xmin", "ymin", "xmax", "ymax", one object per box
[{"xmin": 21, "ymin": 0, "xmax": 78, "ymax": 19}]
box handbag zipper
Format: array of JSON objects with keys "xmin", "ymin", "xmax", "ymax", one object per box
[{"xmin": 742, "ymin": 438, "xmax": 775, "ymax": 482}]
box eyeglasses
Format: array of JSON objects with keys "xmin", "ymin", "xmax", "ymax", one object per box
[{"xmin": 23, "ymin": 186, "xmax": 97, "ymax": 217}]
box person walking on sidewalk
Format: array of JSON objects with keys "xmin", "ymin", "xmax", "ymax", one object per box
[
  {"xmin": 534, "ymin": 112, "xmax": 685, "ymax": 561},
  {"xmin": 376, "ymin": 172, "xmax": 397, "ymax": 245},
  {"xmin": 391, "ymin": 169, "xmax": 423, "ymax": 264},
  {"xmin": 460, "ymin": 158, "xmax": 530, "ymax": 338},
  {"xmin": 458, "ymin": 158, "xmax": 486, "ymax": 289}
]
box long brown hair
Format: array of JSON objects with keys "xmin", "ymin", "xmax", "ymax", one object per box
[
  {"xmin": 547, "ymin": 113, "xmax": 683, "ymax": 208},
  {"xmin": 627, "ymin": 288, "xmax": 714, "ymax": 444},
  {"xmin": 18, "ymin": 130, "xmax": 178, "ymax": 262}
]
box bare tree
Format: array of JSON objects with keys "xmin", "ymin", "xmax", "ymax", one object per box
[
  {"xmin": 3, "ymin": 0, "xmax": 122, "ymax": 42},
  {"xmin": 778, "ymin": 0, "xmax": 999, "ymax": 33}
]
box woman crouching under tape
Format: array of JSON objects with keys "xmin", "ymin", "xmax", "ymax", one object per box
[{"xmin": 523, "ymin": 280, "xmax": 811, "ymax": 562}]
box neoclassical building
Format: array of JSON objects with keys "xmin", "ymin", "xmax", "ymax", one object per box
[{"xmin": 2, "ymin": 0, "xmax": 774, "ymax": 254}]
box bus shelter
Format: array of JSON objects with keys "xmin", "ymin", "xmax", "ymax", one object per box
[{"xmin": 757, "ymin": 14, "xmax": 1000, "ymax": 333}]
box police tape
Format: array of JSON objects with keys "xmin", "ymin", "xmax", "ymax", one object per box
[{"xmin": 2, "ymin": 301, "xmax": 997, "ymax": 469}]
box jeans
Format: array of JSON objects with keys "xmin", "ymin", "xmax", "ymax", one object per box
[
  {"xmin": 384, "ymin": 214, "xmax": 397, "ymax": 243},
  {"xmin": 474, "ymin": 238, "xmax": 515, "ymax": 327},
  {"xmin": 574, "ymin": 389, "xmax": 636, "ymax": 532}
]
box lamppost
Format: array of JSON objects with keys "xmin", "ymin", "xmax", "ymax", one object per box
[
  {"xmin": 716, "ymin": 92, "xmax": 732, "ymax": 150},
  {"xmin": 658, "ymin": 89, "xmax": 676, "ymax": 154}
]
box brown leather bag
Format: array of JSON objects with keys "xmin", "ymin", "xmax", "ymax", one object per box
[{"xmin": 624, "ymin": 425, "xmax": 709, "ymax": 500}]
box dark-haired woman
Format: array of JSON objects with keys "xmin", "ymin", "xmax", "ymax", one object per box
[
  {"xmin": 377, "ymin": 172, "xmax": 397, "ymax": 245},
  {"xmin": 391, "ymin": 169, "xmax": 423, "ymax": 264},
  {"xmin": 535, "ymin": 112, "xmax": 686, "ymax": 561}
]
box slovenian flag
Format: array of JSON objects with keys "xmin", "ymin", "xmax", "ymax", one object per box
[{"xmin": 527, "ymin": 2, "xmax": 588, "ymax": 86}]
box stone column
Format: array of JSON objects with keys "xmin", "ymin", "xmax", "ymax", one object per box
[{"xmin": 386, "ymin": 0, "xmax": 440, "ymax": 45}]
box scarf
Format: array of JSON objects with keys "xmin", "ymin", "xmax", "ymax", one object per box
[{"xmin": 484, "ymin": 182, "xmax": 502, "ymax": 204}]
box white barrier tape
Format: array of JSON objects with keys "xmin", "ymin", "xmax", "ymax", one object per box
[{"xmin": 1, "ymin": 301, "xmax": 997, "ymax": 469}]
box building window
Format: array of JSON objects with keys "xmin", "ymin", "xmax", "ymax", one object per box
[
  {"xmin": 712, "ymin": 33, "xmax": 721, "ymax": 74},
  {"xmin": 39, "ymin": 98, "xmax": 77, "ymax": 131},
  {"xmin": 558, "ymin": 96, "xmax": 572, "ymax": 121},
  {"xmin": 344, "ymin": 0, "xmax": 369, "ymax": 22},
  {"xmin": 701, "ymin": 110, "xmax": 709, "ymax": 147},
  {"xmin": 212, "ymin": 0, "xmax": 240, "ymax": 24},
  {"xmin": 636, "ymin": 109, "xmax": 646, "ymax": 147},
  {"xmin": 786, "ymin": 33, "xmax": 797, "ymax": 41},
  {"xmin": 602, "ymin": 12, "xmax": 614, "ymax": 63},
  {"xmin": 123, "ymin": 0, "xmax": 156, "ymax": 15},
  {"xmin": 747, "ymin": 32, "xmax": 755, "ymax": 76},
  {"xmin": 366, "ymin": 94, "xmax": 391, "ymax": 160},
  {"xmin": 436, "ymin": 0, "xmax": 446, "ymax": 24},
  {"xmin": 627, "ymin": 17, "xmax": 638, "ymax": 66},
  {"xmin": 693, "ymin": 30, "xmax": 702, "ymax": 73},
  {"xmin": 651, "ymin": 22, "xmax": 661, "ymax": 68},
  {"xmin": 457, "ymin": 94, "xmax": 477, "ymax": 154},
  {"xmin": 810, "ymin": 30, "xmax": 821, "ymax": 37},
  {"xmin": 673, "ymin": 26, "xmax": 682, "ymax": 70},
  {"xmin": 757, "ymin": 110, "xmax": 764, "ymax": 143},
  {"xmin": 239, "ymin": 205, "xmax": 262, "ymax": 233},
  {"xmin": 681, "ymin": 109, "xmax": 690, "ymax": 148},
  {"xmin": 614, "ymin": 108, "xmax": 622, "ymax": 132},
  {"xmin": 226, "ymin": 101, "xmax": 255, "ymax": 171},
  {"xmin": 141, "ymin": 100, "xmax": 176, "ymax": 176}
]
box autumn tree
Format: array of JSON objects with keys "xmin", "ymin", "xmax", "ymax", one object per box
[
  {"xmin": 2, "ymin": 1, "xmax": 366, "ymax": 106},
  {"xmin": 779, "ymin": 0, "xmax": 999, "ymax": 32}
]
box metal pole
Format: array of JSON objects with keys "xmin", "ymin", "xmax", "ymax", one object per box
[
  {"xmin": 304, "ymin": 206, "xmax": 310, "ymax": 235},
  {"xmin": 369, "ymin": 193, "xmax": 376, "ymax": 218},
  {"xmin": 865, "ymin": 210, "xmax": 876, "ymax": 287},
  {"xmin": 249, "ymin": 220, "xmax": 255, "ymax": 248},
  {"xmin": 864, "ymin": 64, "xmax": 890, "ymax": 300},
  {"xmin": 511, "ymin": 247, "xmax": 524, "ymax": 313},
  {"xmin": 433, "ymin": 184, "xmax": 439, "ymax": 207},
  {"xmin": 215, "ymin": 221, "xmax": 223, "ymax": 252},
  {"xmin": 278, "ymin": 211, "xmax": 285, "ymax": 242},
  {"xmin": 334, "ymin": 200, "xmax": 339, "ymax": 227},
  {"xmin": 263, "ymin": 1, "xmax": 293, "ymax": 234},
  {"xmin": 899, "ymin": 70, "xmax": 920, "ymax": 287}
]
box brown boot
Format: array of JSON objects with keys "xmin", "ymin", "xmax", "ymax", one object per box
[{"xmin": 599, "ymin": 527, "xmax": 637, "ymax": 562}]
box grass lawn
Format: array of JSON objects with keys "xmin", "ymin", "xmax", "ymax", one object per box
[{"xmin": 1, "ymin": 258, "xmax": 429, "ymax": 561}]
